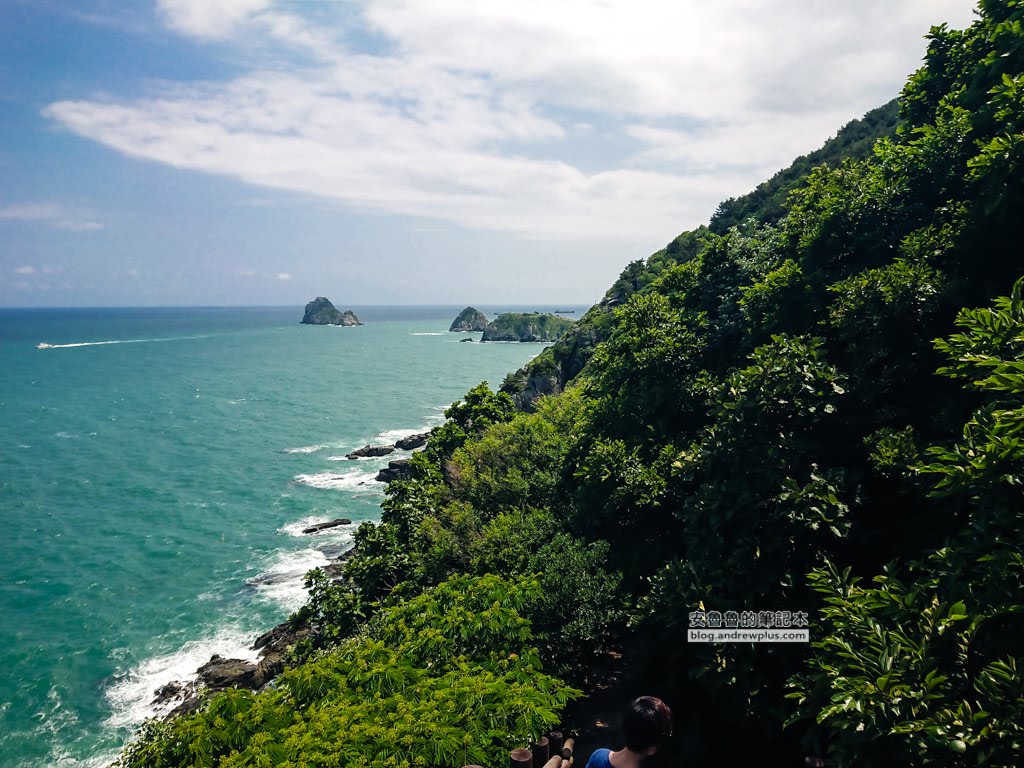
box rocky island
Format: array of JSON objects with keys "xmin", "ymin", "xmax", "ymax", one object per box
[
  {"xmin": 449, "ymin": 306, "xmax": 488, "ymax": 332},
  {"xmin": 480, "ymin": 312, "xmax": 574, "ymax": 342},
  {"xmin": 300, "ymin": 297, "xmax": 363, "ymax": 326}
]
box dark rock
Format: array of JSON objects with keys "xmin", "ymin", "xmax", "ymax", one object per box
[
  {"xmin": 375, "ymin": 458, "xmax": 413, "ymax": 483},
  {"xmin": 197, "ymin": 655, "xmax": 260, "ymax": 690},
  {"xmin": 506, "ymin": 363, "xmax": 561, "ymax": 412},
  {"xmin": 252, "ymin": 654, "xmax": 285, "ymax": 688},
  {"xmin": 251, "ymin": 621, "xmax": 311, "ymax": 661},
  {"xmin": 345, "ymin": 444, "xmax": 394, "ymax": 459},
  {"xmin": 322, "ymin": 546, "xmax": 358, "ymax": 579},
  {"xmin": 252, "ymin": 624, "xmax": 292, "ymax": 652},
  {"xmin": 153, "ymin": 680, "xmax": 193, "ymax": 705},
  {"xmin": 300, "ymin": 297, "xmax": 363, "ymax": 326},
  {"xmin": 449, "ymin": 306, "xmax": 488, "ymax": 332},
  {"xmin": 302, "ymin": 517, "xmax": 353, "ymax": 534},
  {"xmin": 168, "ymin": 694, "xmax": 203, "ymax": 719},
  {"xmin": 459, "ymin": 337, "xmax": 474, "ymax": 342},
  {"xmin": 395, "ymin": 432, "xmax": 429, "ymax": 450}
]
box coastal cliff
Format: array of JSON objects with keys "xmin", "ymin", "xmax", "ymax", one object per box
[{"xmin": 300, "ymin": 297, "xmax": 362, "ymax": 326}]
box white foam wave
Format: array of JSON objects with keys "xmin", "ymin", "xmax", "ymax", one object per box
[
  {"xmin": 293, "ymin": 470, "xmax": 380, "ymax": 490},
  {"xmin": 247, "ymin": 548, "xmax": 328, "ymax": 611},
  {"xmin": 376, "ymin": 416, "xmax": 444, "ymax": 445},
  {"xmin": 51, "ymin": 748, "xmax": 120, "ymax": 768},
  {"xmin": 103, "ymin": 625, "xmax": 260, "ymax": 729},
  {"xmin": 377, "ymin": 427, "xmax": 423, "ymax": 442},
  {"xmin": 409, "ymin": 332, "xmax": 445, "ymax": 336},
  {"xmin": 285, "ymin": 444, "xmax": 330, "ymax": 454},
  {"xmin": 277, "ymin": 515, "xmax": 359, "ymax": 539}
]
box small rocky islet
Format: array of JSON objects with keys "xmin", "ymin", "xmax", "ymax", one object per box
[
  {"xmin": 447, "ymin": 307, "xmax": 575, "ymax": 342},
  {"xmin": 449, "ymin": 306, "xmax": 488, "ymax": 332},
  {"xmin": 300, "ymin": 297, "xmax": 362, "ymax": 326}
]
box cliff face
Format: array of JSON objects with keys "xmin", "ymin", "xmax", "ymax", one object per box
[
  {"xmin": 300, "ymin": 297, "xmax": 363, "ymax": 326},
  {"xmin": 449, "ymin": 306, "xmax": 488, "ymax": 332},
  {"xmin": 480, "ymin": 312, "xmax": 573, "ymax": 342}
]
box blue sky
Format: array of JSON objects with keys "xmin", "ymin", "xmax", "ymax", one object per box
[{"xmin": 1, "ymin": 0, "xmax": 978, "ymax": 307}]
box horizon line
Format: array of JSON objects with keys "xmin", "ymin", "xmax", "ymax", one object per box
[{"xmin": 0, "ymin": 301, "xmax": 598, "ymax": 311}]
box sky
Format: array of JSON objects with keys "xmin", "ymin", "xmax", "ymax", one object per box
[{"xmin": 0, "ymin": 0, "xmax": 979, "ymax": 307}]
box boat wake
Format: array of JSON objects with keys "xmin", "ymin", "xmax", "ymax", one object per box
[{"xmin": 36, "ymin": 336, "xmax": 207, "ymax": 350}]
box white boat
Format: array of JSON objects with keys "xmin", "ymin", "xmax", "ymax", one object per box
[{"xmin": 36, "ymin": 342, "xmax": 55, "ymax": 349}]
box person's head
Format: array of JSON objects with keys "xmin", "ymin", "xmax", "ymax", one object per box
[{"xmin": 622, "ymin": 696, "xmax": 673, "ymax": 756}]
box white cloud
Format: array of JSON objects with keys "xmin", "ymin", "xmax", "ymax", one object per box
[
  {"xmin": 44, "ymin": 1, "xmax": 978, "ymax": 243},
  {"xmin": 14, "ymin": 265, "xmax": 36, "ymax": 275},
  {"xmin": 157, "ymin": 0, "xmax": 273, "ymax": 39},
  {"xmin": 0, "ymin": 202, "xmax": 104, "ymax": 231},
  {"xmin": 276, "ymin": 272, "xmax": 292, "ymax": 280}
]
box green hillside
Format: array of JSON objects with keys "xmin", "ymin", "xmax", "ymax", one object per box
[{"xmin": 119, "ymin": 4, "xmax": 1024, "ymax": 767}]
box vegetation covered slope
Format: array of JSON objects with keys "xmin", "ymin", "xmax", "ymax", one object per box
[
  {"xmin": 120, "ymin": 3, "xmax": 1024, "ymax": 767},
  {"xmin": 501, "ymin": 99, "xmax": 903, "ymax": 409},
  {"xmin": 481, "ymin": 312, "xmax": 574, "ymax": 342}
]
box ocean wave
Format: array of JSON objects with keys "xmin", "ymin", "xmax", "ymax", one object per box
[
  {"xmin": 293, "ymin": 470, "xmax": 380, "ymax": 490},
  {"xmin": 408, "ymin": 332, "xmax": 445, "ymax": 336},
  {"xmin": 285, "ymin": 444, "xmax": 331, "ymax": 454},
  {"xmin": 103, "ymin": 626, "xmax": 260, "ymax": 729},
  {"xmin": 377, "ymin": 417, "xmax": 445, "ymax": 444},
  {"xmin": 246, "ymin": 548, "xmax": 329, "ymax": 611}
]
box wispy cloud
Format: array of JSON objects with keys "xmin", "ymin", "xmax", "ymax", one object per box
[
  {"xmin": 43, "ymin": 0, "xmax": 978, "ymax": 242},
  {"xmin": 238, "ymin": 269, "xmax": 294, "ymax": 281},
  {"xmin": 156, "ymin": 0, "xmax": 273, "ymax": 39},
  {"xmin": 0, "ymin": 202, "xmax": 104, "ymax": 231}
]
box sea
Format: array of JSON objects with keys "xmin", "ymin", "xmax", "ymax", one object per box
[{"xmin": 0, "ymin": 305, "xmax": 583, "ymax": 768}]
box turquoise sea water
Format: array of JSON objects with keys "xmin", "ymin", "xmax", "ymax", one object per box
[{"xmin": 0, "ymin": 306, "xmax": 578, "ymax": 768}]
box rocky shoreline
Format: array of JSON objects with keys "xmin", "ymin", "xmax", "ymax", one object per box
[
  {"xmin": 147, "ymin": 432, "xmax": 431, "ymax": 719},
  {"xmin": 150, "ymin": 545, "xmax": 358, "ymax": 719}
]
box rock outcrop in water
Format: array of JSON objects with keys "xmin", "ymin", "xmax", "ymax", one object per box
[
  {"xmin": 395, "ymin": 432, "xmax": 429, "ymax": 450},
  {"xmin": 376, "ymin": 458, "xmax": 414, "ymax": 483},
  {"xmin": 480, "ymin": 312, "xmax": 574, "ymax": 342},
  {"xmin": 302, "ymin": 517, "xmax": 353, "ymax": 534},
  {"xmin": 300, "ymin": 297, "xmax": 362, "ymax": 326},
  {"xmin": 449, "ymin": 306, "xmax": 488, "ymax": 332},
  {"xmin": 346, "ymin": 444, "xmax": 394, "ymax": 459}
]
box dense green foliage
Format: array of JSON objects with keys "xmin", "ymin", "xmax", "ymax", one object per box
[
  {"xmin": 481, "ymin": 312, "xmax": 575, "ymax": 342},
  {"xmin": 711, "ymin": 99, "xmax": 902, "ymax": 233},
  {"xmin": 787, "ymin": 281, "xmax": 1024, "ymax": 766},
  {"xmin": 122, "ymin": 4, "xmax": 1024, "ymax": 766},
  {"xmin": 119, "ymin": 576, "xmax": 578, "ymax": 768}
]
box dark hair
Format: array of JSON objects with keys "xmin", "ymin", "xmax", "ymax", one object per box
[{"xmin": 623, "ymin": 696, "xmax": 673, "ymax": 752}]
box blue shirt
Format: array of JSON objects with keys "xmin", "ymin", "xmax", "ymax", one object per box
[{"xmin": 585, "ymin": 748, "xmax": 614, "ymax": 768}]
